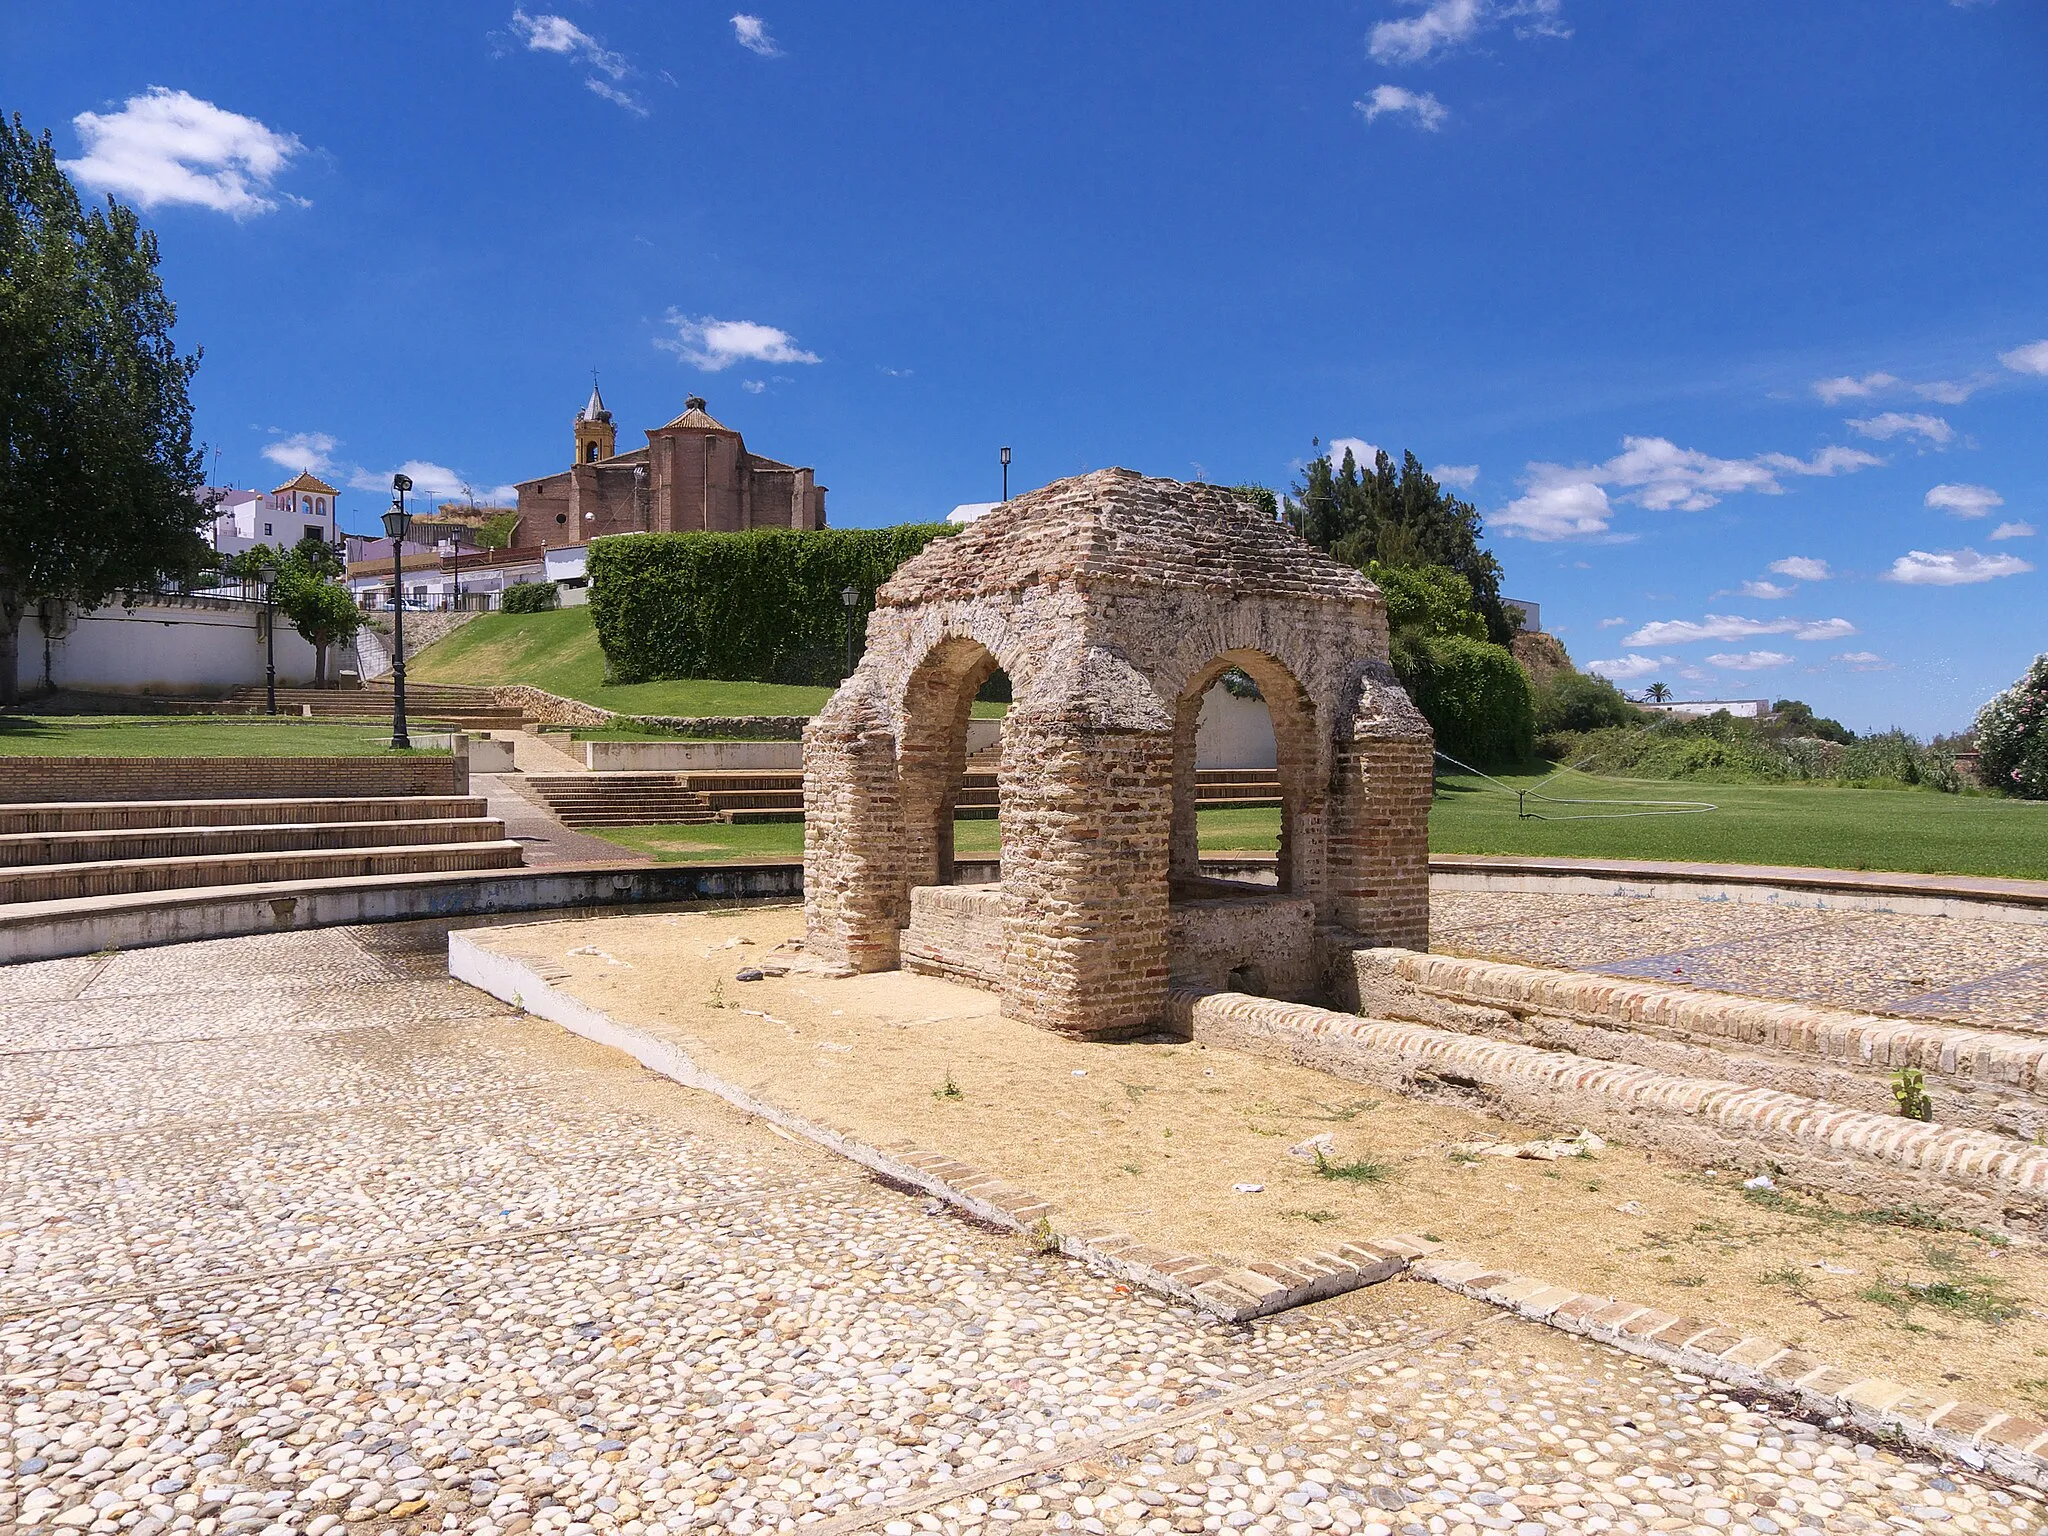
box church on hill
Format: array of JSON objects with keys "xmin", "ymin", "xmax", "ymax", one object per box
[{"xmin": 510, "ymin": 386, "xmax": 827, "ymax": 549}]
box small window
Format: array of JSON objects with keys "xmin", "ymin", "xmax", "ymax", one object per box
[{"xmin": 263, "ymin": 522, "xmax": 272, "ymax": 536}]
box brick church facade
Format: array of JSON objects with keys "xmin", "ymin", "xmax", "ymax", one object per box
[{"xmin": 511, "ymin": 387, "xmax": 826, "ymax": 549}]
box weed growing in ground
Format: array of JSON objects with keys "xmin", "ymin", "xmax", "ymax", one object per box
[
  {"xmin": 1311, "ymin": 1148, "xmax": 1393, "ymax": 1185},
  {"xmin": 933, "ymin": 1072, "xmax": 964, "ymax": 1102},
  {"xmin": 1891, "ymin": 1066, "xmax": 1934, "ymax": 1122},
  {"xmin": 1287, "ymin": 1209, "xmax": 1340, "ymax": 1224},
  {"xmin": 1858, "ymin": 1247, "xmax": 2024, "ymax": 1327},
  {"xmin": 1306, "ymin": 1099, "xmax": 1381, "ymax": 1122},
  {"xmin": 1030, "ymin": 1216, "xmax": 1059, "ymax": 1254},
  {"xmin": 1760, "ymin": 1264, "xmax": 1811, "ymax": 1294},
  {"xmin": 706, "ymin": 979, "xmax": 728, "ymax": 1010},
  {"xmin": 1671, "ymin": 1275, "xmax": 1708, "ymax": 1288},
  {"xmin": 1121, "ymin": 1161, "xmax": 1143, "ymax": 1175}
]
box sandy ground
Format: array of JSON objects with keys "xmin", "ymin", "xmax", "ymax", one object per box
[{"xmin": 467, "ymin": 902, "xmax": 2048, "ymax": 1417}]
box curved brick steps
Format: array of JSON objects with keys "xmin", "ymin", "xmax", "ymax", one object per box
[
  {"xmin": 0, "ymin": 841, "xmax": 524, "ymax": 905},
  {"xmin": 0, "ymin": 817, "xmax": 511, "ymax": 868},
  {"xmin": 0, "ymin": 796, "xmax": 487, "ymax": 836},
  {"xmin": 521, "ymin": 774, "xmax": 719, "ymax": 828}
]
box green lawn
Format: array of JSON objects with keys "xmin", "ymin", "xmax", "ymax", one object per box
[
  {"xmin": 1431, "ymin": 766, "xmax": 2048, "ymax": 881},
  {"xmin": 0, "ymin": 716, "xmax": 444, "ymax": 757},
  {"xmin": 594, "ymin": 773, "xmax": 2048, "ymax": 881},
  {"xmin": 409, "ymin": 607, "xmax": 1005, "ymax": 720}
]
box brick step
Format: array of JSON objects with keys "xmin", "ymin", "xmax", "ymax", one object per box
[
  {"xmin": 722, "ymin": 808, "xmax": 806, "ymax": 825},
  {"xmin": 0, "ymin": 817, "xmax": 509, "ymax": 869},
  {"xmin": 1355, "ymin": 949, "xmax": 2048, "ymax": 1141},
  {"xmin": 0, "ymin": 841, "xmax": 525, "ymax": 906},
  {"xmin": 0, "ymin": 796, "xmax": 488, "ymax": 836}
]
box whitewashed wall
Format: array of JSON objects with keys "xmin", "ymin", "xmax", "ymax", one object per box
[
  {"xmin": 18, "ymin": 596, "xmax": 321, "ymax": 696},
  {"xmin": 1194, "ymin": 684, "xmax": 1277, "ymax": 770}
]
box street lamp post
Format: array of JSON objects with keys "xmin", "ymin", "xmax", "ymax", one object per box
[
  {"xmin": 383, "ymin": 474, "xmax": 414, "ymax": 750},
  {"xmin": 1000, "ymin": 446, "xmax": 1011, "ymax": 502},
  {"xmin": 840, "ymin": 584, "xmax": 859, "ymax": 680},
  {"xmin": 257, "ymin": 561, "xmax": 278, "ymax": 715},
  {"xmin": 446, "ymin": 523, "xmax": 466, "ymax": 613}
]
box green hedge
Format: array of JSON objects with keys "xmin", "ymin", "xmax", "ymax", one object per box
[
  {"xmin": 500, "ymin": 580, "xmax": 558, "ymax": 613},
  {"xmin": 588, "ymin": 525, "xmax": 957, "ymax": 685},
  {"xmin": 1392, "ymin": 632, "xmax": 1535, "ymax": 768}
]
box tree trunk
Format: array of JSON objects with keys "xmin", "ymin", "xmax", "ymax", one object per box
[
  {"xmin": 0, "ymin": 588, "xmax": 22, "ymax": 709},
  {"xmin": 314, "ymin": 639, "xmax": 328, "ymax": 689}
]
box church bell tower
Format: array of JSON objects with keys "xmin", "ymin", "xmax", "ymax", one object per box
[{"xmin": 573, "ymin": 379, "xmax": 616, "ymax": 465}]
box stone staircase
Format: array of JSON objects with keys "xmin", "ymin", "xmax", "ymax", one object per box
[
  {"xmin": 521, "ymin": 774, "xmax": 722, "ymax": 828},
  {"xmin": 224, "ymin": 682, "xmax": 526, "ymax": 732},
  {"xmin": 518, "ymin": 766, "xmax": 1282, "ymax": 829},
  {"xmin": 0, "ymin": 796, "xmax": 522, "ymax": 905}
]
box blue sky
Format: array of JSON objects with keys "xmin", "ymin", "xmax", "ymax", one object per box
[{"xmin": 7, "ymin": 1, "xmax": 2044, "ymax": 734}]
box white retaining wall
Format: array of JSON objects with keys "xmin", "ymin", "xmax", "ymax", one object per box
[
  {"xmin": 1195, "ymin": 685, "xmax": 1277, "ymax": 770},
  {"xmin": 19, "ymin": 596, "xmax": 321, "ymax": 695}
]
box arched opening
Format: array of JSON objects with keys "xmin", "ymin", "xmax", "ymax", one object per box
[
  {"xmin": 896, "ymin": 634, "xmax": 1005, "ymax": 892},
  {"xmin": 585, "ymin": 441, "xmax": 598, "ymax": 463},
  {"xmin": 1168, "ymin": 649, "xmax": 1315, "ymax": 895}
]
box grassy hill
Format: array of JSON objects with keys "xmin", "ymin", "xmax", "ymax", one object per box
[{"xmin": 408, "ymin": 607, "xmax": 837, "ymax": 718}]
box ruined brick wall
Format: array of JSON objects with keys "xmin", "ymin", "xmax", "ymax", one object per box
[{"xmin": 803, "ymin": 468, "xmax": 1431, "ymax": 1036}]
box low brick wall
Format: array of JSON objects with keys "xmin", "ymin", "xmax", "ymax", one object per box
[
  {"xmin": 0, "ymin": 755, "xmax": 460, "ymax": 804},
  {"xmin": 901, "ymin": 883, "xmax": 1006, "ymax": 987},
  {"xmin": 1351, "ymin": 948, "xmax": 2048, "ymax": 1139},
  {"xmin": 1177, "ymin": 989, "xmax": 2048, "ymax": 1235}
]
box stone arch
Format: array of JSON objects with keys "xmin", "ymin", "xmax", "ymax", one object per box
[
  {"xmin": 1166, "ymin": 648, "xmax": 1320, "ymax": 898},
  {"xmin": 895, "ymin": 633, "xmax": 1004, "ymax": 891}
]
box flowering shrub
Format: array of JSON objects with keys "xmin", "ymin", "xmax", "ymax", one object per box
[{"xmin": 1975, "ymin": 653, "xmax": 2048, "ymax": 800}]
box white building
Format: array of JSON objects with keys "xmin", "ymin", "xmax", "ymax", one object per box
[
  {"xmin": 1639, "ymin": 698, "xmax": 1770, "ymax": 720},
  {"xmin": 202, "ymin": 472, "xmax": 342, "ymax": 556}
]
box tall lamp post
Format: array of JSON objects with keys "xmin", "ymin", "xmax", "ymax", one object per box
[
  {"xmin": 840, "ymin": 584, "xmax": 859, "ymax": 680},
  {"xmin": 383, "ymin": 474, "xmax": 413, "ymax": 749},
  {"xmin": 1000, "ymin": 445, "xmax": 1011, "ymax": 502},
  {"xmin": 257, "ymin": 561, "xmax": 278, "ymax": 715},
  {"xmin": 446, "ymin": 523, "xmax": 467, "ymax": 613}
]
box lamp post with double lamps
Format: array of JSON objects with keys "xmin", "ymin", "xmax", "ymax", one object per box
[
  {"xmin": 841, "ymin": 584, "xmax": 860, "ymax": 680},
  {"xmin": 382, "ymin": 474, "xmax": 413, "ymax": 749},
  {"xmin": 257, "ymin": 561, "xmax": 278, "ymax": 715}
]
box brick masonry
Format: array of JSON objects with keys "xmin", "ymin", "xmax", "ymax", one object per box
[
  {"xmin": 802, "ymin": 470, "xmax": 1434, "ymax": 1037},
  {"xmin": 1178, "ymin": 989, "xmax": 2048, "ymax": 1234},
  {"xmin": 0, "ymin": 755, "xmax": 460, "ymax": 804},
  {"xmin": 1353, "ymin": 947, "xmax": 2048, "ymax": 1138}
]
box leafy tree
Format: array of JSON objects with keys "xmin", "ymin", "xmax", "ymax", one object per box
[
  {"xmin": 0, "ymin": 115, "xmax": 210, "ymax": 704},
  {"xmin": 1285, "ymin": 447, "xmax": 1511, "ymax": 642},
  {"xmin": 238, "ymin": 536, "xmax": 362, "ymax": 688},
  {"xmin": 1975, "ymin": 653, "xmax": 2048, "ymax": 800},
  {"xmin": 1395, "ymin": 633, "xmax": 1535, "ymax": 767},
  {"xmin": 1644, "ymin": 682, "xmax": 1673, "ymax": 703},
  {"xmin": 1230, "ymin": 483, "xmax": 1278, "ymax": 518},
  {"xmin": 1366, "ymin": 561, "xmax": 1487, "ymax": 642},
  {"xmin": 1535, "ymin": 671, "xmax": 1640, "ymax": 735},
  {"xmin": 500, "ymin": 580, "xmax": 559, "ymax": 613},
  {"xmin": 1768, "ymin": 698, "xmax": 1855, "ymax": 744}
]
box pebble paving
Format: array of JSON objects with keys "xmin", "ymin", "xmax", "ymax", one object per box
[
  {"xmin": 1431, "ymin": 892, "xmax": 2048, "ymax": 1030},
  {"xmin": 6, "ymin": 919, "xmax": 2047, "ymax": 1535}
]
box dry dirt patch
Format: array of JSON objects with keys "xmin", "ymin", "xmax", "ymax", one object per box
[{"xmin": 468, "ymin": 904, "xmax": 2048, "ymax": 1415}]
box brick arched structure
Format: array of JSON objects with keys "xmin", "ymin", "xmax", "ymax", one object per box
[{"xmin": 803, "ymin": 469, "xmax": 1432, "ymax": 1037}]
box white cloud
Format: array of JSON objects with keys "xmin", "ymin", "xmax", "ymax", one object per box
[
  {"xmin": 1368, "ymin": 0, "xmax": 1567, "ymax": 64},
  {"xmin": 1327, "ymin": 437, "xmax": 1381, "ymax": 471},
  {"xmin": 1497, "ymin": 476, "xmax": 1613, "ymax": 540},
  {"xmin": 1884, "ymin": 547, "xmax": 2035, "ymax": 585},
  {"xmin": 731, "ymin": 14, "xmax": 781, "ymax": 56},
  {"xmin": 1622, "ymin": 614, "xmax": 1856, "ymax": 647},
  {"xmin": 1597, "ymin": 616, "xmax": 1627, "ymax": 629},
  {"xmin": 1433, "ymin": 463, "xmax": 1479, "ymax": 490},
  {"xmin": 1739, "ymin": 579, "xmax": 1794, "ymax": 600},
  {"xmin": 1915, "ymin": 379, "xmax": 1979, "ymax": 404},
  {"xmin": 1991, "ymin": 521, "xmax": 2036, "ymax": 541},
  {"xmin": 348, "ymin": 460, "xmax": 479, "ymax": 501},
  {"xmin": 63, "ymin": 87, "xmax": 302, "ymax": 217},
  {"xmin": 509, "ymin": 9, "xmax": 641, "ymax": 111},
  {"xmin": 656, "ymin": 314, "xmax": 820, "ymax": 371},
  {"xmin": 1496, "ymin": 435, "xmax": 1879, "ymax": 540},
  {"xmin": 1999, "ymin": 339, "xmax": 2048, "ymax": 377},
  {"xmin": 1769, "ymin": 556, "xmax": 1831, "ymax": 581},
  {"xmin": 1357, "ymin": 86, "xmax": 1447, "ymax": 131},
  {"xmin": 1584, "ymin": 654, "xmax": 1669, "ymax": 682},
  {"xmin": 261, "ymin": 431, "xmax": 337, "ymax": 475},
  {"xmin": 1834, "ymin": 651, "xmax": 1891, "ymax": 670},
  {"xmin": 741, "ymin": 379, "xmax": 766, "ymax": 394},
  {"xmin": 1812, "ymin": 372, "xmax": 1898, "ymax": 405},
  {"xmin": 1925, "ymin": 482, "xmax": 2003, "ymax": 519},
  {"xmin": 1847, "ymin": 411, "xmax": 1954, "ymax": 445},
  {"xmin": 1707, "ymin": 651, "xmax": 1794, "ymax": 671}
]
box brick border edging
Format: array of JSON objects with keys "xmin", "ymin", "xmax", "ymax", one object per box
[
  {"xmin": 1408, "ymin": 1253, "xmax": 2048, "ymax": 1492},
  {"xmin": 444, "ymin": 930, "xmax": 1419, "ymax": 1323}
]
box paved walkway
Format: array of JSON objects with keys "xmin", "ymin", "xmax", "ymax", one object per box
[
  {"xmin": 471, "ymin": 771, "xmax": 642, "ymax": 868},
  {"xmin": 5, "ymin": 923, "xmax": 2044, "ymax": 1536},
  {"xmin": 1433, "ymin": 890, "xmax": 2048, "ymax": 1031}
]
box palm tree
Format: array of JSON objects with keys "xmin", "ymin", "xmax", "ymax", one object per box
[{"xmin": 1645, "ymin": 682, "xmax": 1672, "ymax": 704}]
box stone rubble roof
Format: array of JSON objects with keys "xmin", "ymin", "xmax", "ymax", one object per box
[{"xmin": 879, "ymin": 468, "xmax": 1381, "ymax": 607}]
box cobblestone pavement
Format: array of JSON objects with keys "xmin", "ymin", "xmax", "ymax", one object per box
[
  {"xmin": 1432, "ymin": 891, "xmax": 2048, "ymax": 1031},
  {"xmin": 6, "ymin": 922, "xmax": 2047, "ymax": 1536}
]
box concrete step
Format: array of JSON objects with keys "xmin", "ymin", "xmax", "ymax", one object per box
[
  {"xmin": 0, "ymin": 841, "xmax": 525, "ymax": 905},
  {"xmin": 0, "ymin": 796, "xmax": 489, "ymax": 836},
  {"xmin": 0, "ymin": 817, "xmax": 510, "ymax": 868}
]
